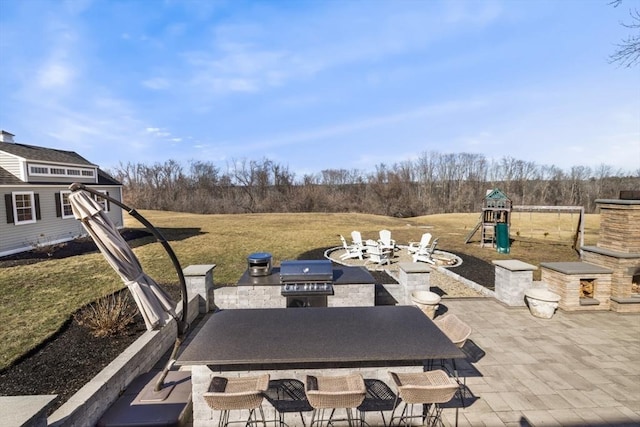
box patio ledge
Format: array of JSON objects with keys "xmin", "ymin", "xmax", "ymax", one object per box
[{"xmin": 1, "ymin": 395, "xmax": 57, "ymax": 427}]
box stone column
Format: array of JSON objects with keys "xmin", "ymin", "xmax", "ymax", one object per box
[
  {"xmin": 397, "ymin": 262, "xmax": 432, "ymax": 305},
  {"xmin": 492, "ymin": 260, "xmax": 538, "ymax": 306},
  {"xmin": 183, "ymin": 264, "xmax": 216, "ymax": 313}
]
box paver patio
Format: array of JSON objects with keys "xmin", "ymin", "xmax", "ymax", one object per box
[{"xmin": 437, "ymin": 298, "xmax": 640, "ymax": 427}]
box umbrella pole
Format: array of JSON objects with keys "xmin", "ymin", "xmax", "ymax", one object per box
[{"xmin": 69, "ymin": 183, "xmax": 189, "ymax": 392}]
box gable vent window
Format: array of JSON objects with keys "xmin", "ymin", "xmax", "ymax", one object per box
[
  {"xmin": 30, "ymin": 166, "xmax": 48, "ymax": 174},
  {"xmin": 29, "ymin": 164, "xmax": 96, "ymax": 179},
  {"xmin": 5, "ymin": 192, "xmax": 41, "ymax": 225}
]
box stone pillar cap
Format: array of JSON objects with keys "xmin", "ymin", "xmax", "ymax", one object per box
[
  {"xmin": 183, "ymin": 264, "xmax": 217, "ymax": 276},
  {"xmin": 492, "ymin": 260, "xmax": 538, "ymax": 271}
]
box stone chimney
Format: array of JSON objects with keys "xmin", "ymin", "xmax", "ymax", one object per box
[{"xmin": 0, "ymin": 130, "xmax": 15, "ymax": 143}]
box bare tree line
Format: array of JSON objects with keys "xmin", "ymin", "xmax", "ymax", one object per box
[{"xmin": 109, "ymin": 152, "xmax": 639, "ymax": 216}]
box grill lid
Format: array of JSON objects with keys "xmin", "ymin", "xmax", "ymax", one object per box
[{"xmin": 279, "ymin": 259, "xmax": 333, "ymax": 283}]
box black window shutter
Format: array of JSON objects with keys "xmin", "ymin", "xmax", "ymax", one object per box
[
  {"xmin": 5, "ymin": 194, "xmax": 14, "ymax": 224},
  {"xmin": 35, "ymin": 193, "xmax": 41, "ymax": 220},
  {"xmin": 106, "ymin": 191, "xmax": 110, "ymax": 211},
  {"xmin": 55, "ymin": 192, "xmax": 62, "ymax": 217}
]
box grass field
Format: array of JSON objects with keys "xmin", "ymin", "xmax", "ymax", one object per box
[{"xmin": 0, "ymin": 210, "xmax": 600, "ymax": 370}]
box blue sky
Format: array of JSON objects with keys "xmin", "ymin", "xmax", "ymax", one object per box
[{"xmin": 1, "ymin": 0, "xmax": 639, "ymax": 177}]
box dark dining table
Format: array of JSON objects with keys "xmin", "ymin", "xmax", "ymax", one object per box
[{"xmin": 176, "ymin": 305, "xmax": 464, "ymax": 371}]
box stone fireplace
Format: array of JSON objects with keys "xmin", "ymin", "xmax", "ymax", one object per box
[
  {"xmin": 541, "ymin": 261, "xmax": 612, "ymax": 311},
  {"xmin": 581, "ymin": 194, "xmax": 640, "ymax": 313}
]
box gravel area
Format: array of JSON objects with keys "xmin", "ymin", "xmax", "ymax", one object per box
[{"xmin": 325, "ymin": 245, "xmax": 492, "ymax": 297}]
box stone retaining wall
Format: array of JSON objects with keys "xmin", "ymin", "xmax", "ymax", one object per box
[{"xmin": 47, "ymin": 295, "xmax": 200, "ymax": 427}]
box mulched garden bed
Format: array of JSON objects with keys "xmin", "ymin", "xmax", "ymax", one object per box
[{"xmin": 0, "ymin": 237, "xmax": 494, "ymax": 415}]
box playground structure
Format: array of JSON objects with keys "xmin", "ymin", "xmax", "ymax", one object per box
[
  {"xmin": 485, "ymin": 191, "xmax": 639, "ymax": 314},
  {"xmin": 466, "ymin": 188, "xmax": 586, "ymax": 254},
  {"xmin": 465, "ymin": 188, "xmax": 512, "ymax": 249}
]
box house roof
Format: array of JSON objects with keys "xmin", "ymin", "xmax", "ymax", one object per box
[
  {"xmin": 0, "ymin": 141, "xmax": 97, "ymax": 167},
  {"xmin": 97, "ymin": 169, "xmax": 121, "ymax": 186},
  {"xmin": 0, "ymin": 165, "xmax": 121, "ymax": 186},
  {"xmin": 0, "ymin": 166, "xmax": 23, "ymax": 185},
  {"xmin": 0, "ymin": 140, "xmax": 121, "ymax": 186}
]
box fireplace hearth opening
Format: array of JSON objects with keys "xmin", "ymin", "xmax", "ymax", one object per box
[
  {"xmin": 580, "ymin": 278, "xmax": 595, "ymax": 299},
  {"xmin": 632, "ymin": 272, "xmax": 640, "ymax": 297}
]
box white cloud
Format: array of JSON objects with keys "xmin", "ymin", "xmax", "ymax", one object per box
[
  {"xmin": 37, "ymin": 62, "xmax": 75, "ymax": 88},
  {"xmin": 143, "ymin": 78, "xmax": 170, "ymax": 90}
]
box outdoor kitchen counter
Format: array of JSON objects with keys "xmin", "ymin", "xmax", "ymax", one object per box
[
  {"xmin": 176, "ymin": 305, "xmax": 464, "ymax": 370},
  {"xmin": 236, "ymin": 265, "xmax": 376, "ymax": 286}
]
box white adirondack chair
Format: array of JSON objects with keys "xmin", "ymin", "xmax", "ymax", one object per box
[
  {"xmin": 351, "ymin": 230, "xmax": 366, "ymax": 251},
  {"xmin": 364, "ymin": 241, "xmax": 392, "ymax": 266},
  {"xmin": 407, "ymin": 233, "xmax": 432, "ymax": 255},
  {"xmin": 412, "ymin": 238, "xmax": 439, "ymax": 264},
  {"xmin": 378, "ymin": 229, "xmax": 396, "ymax": 251},
  {"xmin": 339, "ymin": 235, "xmax": 364, "ymax": 260}
]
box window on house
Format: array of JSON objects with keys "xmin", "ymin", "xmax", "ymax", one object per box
[
  {"xmin": 28, "ymin": 163, "xmax": 97, "ymax": 179},
  {"xmin": 30, "ymin": 166, "xmax": 49, "ymax": 175},
  {"xmin": 11, "ymin": 192, "xmax": 37, "ymax": 225},
  {"xmin": 94, "ymin": 191, "xmax": 109, "ymax": 212},
  {"xmin": 50, "ymin": 168, "xmax": 66, "ymax": 175},
  {"xmin": 60, "ymin": 191, "xmax": 74, "ymax": 218}
]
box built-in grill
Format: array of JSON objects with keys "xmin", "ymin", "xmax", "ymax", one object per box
[{"xmin": 279, "ymin": 259, "xmax": 334, "ymax": 307}]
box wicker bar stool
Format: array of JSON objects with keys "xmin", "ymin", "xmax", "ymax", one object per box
[
  {"xmin": 433, "ymin": 313, "xmax": 471, "ymax": 407},
  {"xmin": 305, "ymin": 373, "xmax": 366, "ymax": 427},
  {"xmin": 388, "ymin": 370, "xmax": 458, "ymax": 427},
  {"xmin": 203, "ymin": 374, "xmax": 270, "ymax": 427}
]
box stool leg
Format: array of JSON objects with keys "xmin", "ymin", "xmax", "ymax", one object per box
[
  {"xmin": 218, "ymin": 409, "xmax": 229, "ymax": 427},
  {"xmin": 425, "ymin": 403, "xmax": 444, "ymax": 427},
  {"xmin": 310, "ymin": 409, "xmax": 317, "ymax": 427}
]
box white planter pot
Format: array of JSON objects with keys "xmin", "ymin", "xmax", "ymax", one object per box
[
  {"xmin": 411, "ymin": 291, "xmax": 441, "ymax": 319},
  {"xmin": 525, "ymin": 288, "xmax": 561, "ymax": 319}
]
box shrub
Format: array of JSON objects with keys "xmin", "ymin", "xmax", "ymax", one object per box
[{"xmin": 75, "ymin": 292, "xmax": 138, "ymax": 337}]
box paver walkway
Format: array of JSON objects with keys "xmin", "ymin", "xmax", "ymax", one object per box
[{"xmin": 438, "ymin": 298, "xmax": 640, "ymax": 427}]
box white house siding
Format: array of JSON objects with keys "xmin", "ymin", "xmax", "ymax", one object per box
[
  {"xmin": 0, "ymin": 156, "xmax": 22, "ymax": 180},
  {"xmin": 0, "ymin": 185, "xmax": 124, "ymax": 256},
  {"xmin": 25, "ymin": 174, "xmax": 97, "ymax": 185}
]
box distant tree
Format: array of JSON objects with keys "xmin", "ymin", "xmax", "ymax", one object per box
[{"xmin": 609, "ymin": 0, "xmax": 640, "ymax": 67}]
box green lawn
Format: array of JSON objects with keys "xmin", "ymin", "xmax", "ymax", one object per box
[{"xmin": 0, "ymin": 210, "xmax": 600, "ymax": 370}]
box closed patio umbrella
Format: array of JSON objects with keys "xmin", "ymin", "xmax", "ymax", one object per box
[
  {"xmin": 69, "ymin": 189, "xmax": 177, "ymax": 330},
  {"xmin": 69, "ymin": 183, "xmax": 189, "ymax": 393}
]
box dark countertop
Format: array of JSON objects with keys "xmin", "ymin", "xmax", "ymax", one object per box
[
  {"xmin": 176, "ymin": 306, "xmax": 464, "ymax": 370},
  {"xmin": 237, "ymin": 266, "xmax": 376, "ymax": 287}
]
